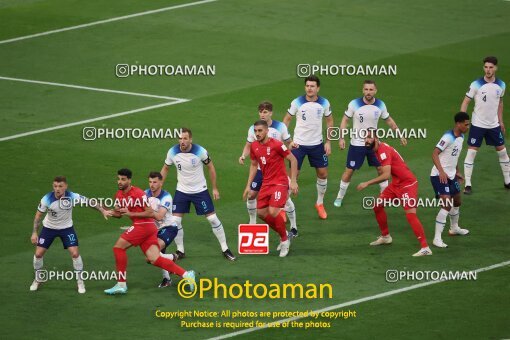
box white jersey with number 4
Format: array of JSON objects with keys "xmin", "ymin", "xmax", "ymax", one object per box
[
  {"xmin": 165, "ymin": 144, "xmax": 209, "ymax": 194},
  {"xmin": 287, "ymin": 95, "xmax": 332, "ymax": 146},
  {"xmin": 345, "ymin": 97, "xmax": 390, "ymax": 147},
  {"xmin": 466, "ymin": 77, "xmax": 506, "ymax": 129},
  {"xmin": 38, "ymin": 191, "xmax": 88, "ymax": 230},
  {"xmin": 431, "ymin": 130, "xmax": 464, "ymax": 179},
  {"xmin": 145, "ymin": 189, "xmax": 173, "ymax": 229}
]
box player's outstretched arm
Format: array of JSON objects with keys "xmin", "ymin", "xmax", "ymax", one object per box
[
  {"xmin": 385, "ymin": 117, "xmax": 407, "ymax": 146},
  {"xmin": 324, "ymin": 114, "xmax": 334, "ymax": 155},
  {"xmin": 283, "ymin": 112, "xmax": 293, "ymax": 127},
  {"xmin": 206, "ymin": 161, "xmax": 220, "ymax": 200},
  {"xmin": 239, "ymin": 142, "xmax": 251, "ymax": 165},
  {"xmin": 286, "ymin": 153, "xmax": 299, "ymax": 195},
  {"xmin": 31, "ymin": 211, "xmax": 43, "ymax": 245},
  {"xmin": 243, "ymin": 159, "xmax": 258, "ymax": 200},
  {"xmin": 498, "ymin": 99, "xmax": 505, "ymax": 134},
  {"xmin": 460, "ymin": 96, "xmax": 471, "ymax": 113},
  {"xmin": 432, "ymin": 148, "xmax": 448, "ymax": 184},
  {"xmin": 357, "ymin": 165, "xmax": 391, "ymax": 191}
]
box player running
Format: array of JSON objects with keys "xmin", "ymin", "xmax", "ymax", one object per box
[
  {"xmin": 161, "ymin": 128, "xmax": 236, "ymax": 261},
  {"xmin": 30, "ymin": 176, "xmax": 110, "ymax": 293},
  {"xmin": 431, "ymin": 112, "xmax": 471, "ymax": 248},
  {"xmin": 239, "ymin": 101, "xmax": 299, "ymax": 237},
  {"xmin": 243, "ymin": 120, "xmax": 299, "ymax": 257},
  {"xmin": 283, "ymin": 75, "xmax": 333, "ymax": 219},
  {"xmin": 357, "ymin": 130, "xmax": 432, "ymax": 257},
  {"xmin": 145, "ymin": 171, "xmax": 180, "ymax": 288},
  {"xmin": 104, "ymin": 169, "xmax": 195, "ymax": 295},
  {"xmin": 462, "ymin": 56, "xmax": 509, "ymax": 194},
  {"xmin": 335, "ymin": 80, "xmax": 407, "ymax": 207}
]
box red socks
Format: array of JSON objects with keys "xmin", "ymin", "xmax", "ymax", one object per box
[
  {"xmin": 406, "ymin": 213, "xmax": 428, "ymax": 248},
  {"xmin": 113, "ymin": 247, "xmax": 127, "ymax": 282},
  {"xmin": 153, "ymin": 256, "xmax": 186, "ymax": 277},
  {"xmin": 373, "ymin": 206, "xmax": 389, "ymax": 236},
  {"xmin": 264, "ymin": 213, "xmax": 288, "ymax": 242}
]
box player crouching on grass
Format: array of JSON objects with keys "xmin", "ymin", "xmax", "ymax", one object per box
[
  {"xmin": 243, "ymin": 120, "xmax": 299, "ymax": 257},
  {"xmin": 357, "ymin": 130, "xmax": 432, "ymax": 257},
  {"xmin": 30, "ymin": 176, "xmax": 110, "ymax": 293},
  {"xmin": 103, "ymin": 168, "xmax": 195, "ymax": 295},
  {"xmin": 431, "ymin": 112, "xmax": 471, "ymax": 248}
]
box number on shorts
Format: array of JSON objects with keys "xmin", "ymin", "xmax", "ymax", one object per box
[
  {"xmin": 274, "ymin": 191, "xmax": 282, "ymax": 201},
  {"xmin": 67, "ymin": 234, "xmax": 76, "ymax": 242}
]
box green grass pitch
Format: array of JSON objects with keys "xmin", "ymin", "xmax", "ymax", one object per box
[{"xmin": 0, "ymin": 0, "xmax": 509, "ymax": 339}]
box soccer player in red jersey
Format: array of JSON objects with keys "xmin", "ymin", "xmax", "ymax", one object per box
[
  {"xmin": 357, "ymin": 130, "xmax": 432, "ymax": 257},
  {"xmin": 243, "ymin": 120, "xmax": 299, "ymax": 257},
  {"xmin": 104, "ymin": 168, "xmax": 195, "ymax": 294}
]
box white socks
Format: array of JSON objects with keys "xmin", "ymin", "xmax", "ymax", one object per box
[
  {"xmin": 337, "ymin": 180, "xmax": 350, "ymax": 199},
  {"xmin": 285, "ymin": 197, "xmax": 297, "ymax": 229},
  {"xmin": 173, "ymin": 216, "xmax": 184, "ymax": 253},
  {"xmin": 497, "ymin": 148, "xmax": 510, "ymax": 184},
  {"xmin": 207, "ymin": 213, "xmax": 228, "ymax": 252},
  {"xmin": 33, "ymin": 255, "xmax": 43, "ymax": 271},
  {"xmin": 316, "ymin": 178, "xmax": 327, "ymax": 204},
  {"xmin": 247, "ymin": 199, "xmax": 257, "ymax": 224},
  {"xmin": 464, "ymin": 149, "xmax": 477, "ymax": 186},
  {"xmin": 434, "ymin": 209, "xmax": 449, "ymax": 240},
  {"xmin": 449, "ymin": 206, "xmax": 460, "ymax": 228},
  {"xmin": 159, "ymin": 252, "xmax": 173, "ymax": 280},
  {"xmin": 379, "ymin": 180, "xmax": 389, "ymax": 193}
]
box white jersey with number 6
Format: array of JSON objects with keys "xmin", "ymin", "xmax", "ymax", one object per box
[{"xmin": 287, "ymin": 95, "xmax": 332, "ymax": 146}]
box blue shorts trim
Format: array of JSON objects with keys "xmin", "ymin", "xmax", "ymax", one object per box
[
  {"xmin": 173, "ymin": 189, "xmax": 215, "ymax": 215},
  {"xmin": 37, "ymin": 226, "xmax": 79, "ymax": 249},
  {"xmin": 346, "ymin": 145, "xmax": 381, "ymax": 170},
  {"xmin": 250, "ymin": 170, "xmax": 263, "ymax": 192},
  {"xmin": 157, "ymin": 225, "xmax": 178, "ymax": 248},
  {"xmin": 291, "ymin": 143, "xmax": 328, "ymax": 170},
  {"xmin": 430, "ymin": 176, "xmax": 461, "ymax": 197},
  {"xmin": 467, "ymin": 124, "xmax": 505, "ymax": 147}
]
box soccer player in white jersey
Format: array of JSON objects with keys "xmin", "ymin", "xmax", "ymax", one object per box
[
  {"xmin": 462, "ymin": 56, "xmax": 509, "ymax": 194},
  {"xmin": 145, "ymin": 172, "xmax": 180, "ymax": 288},
  {"xmin": 283, "ymin": 75, "xmax": 334, "ymax": 219},
  {"xmin": 335, "ymin": 80, "xmax": 407, "ymax": 207},
  {"xmin": 431, "ymin": 112, "xmax": 471, "ymax": 248},
  {"xmin": 161, "ymin": 128, "xmax": 235, "ymax": 261},
  {"xmin": 30, "ymin": 176, "xmax": 110, "ymax": 293},
  {"xmin": 239, "ymin": 101, "xmax": 299, "ymax": 237}
]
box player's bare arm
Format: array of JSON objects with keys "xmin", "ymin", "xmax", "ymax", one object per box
[
  {"xmin": 31, "ymin": 210, "xmax": 44, "ymax": 245},
  {"xmin": 160, "ymin": 163, "xmax": 170, "ymax": 183},
  {"xmin": 498, "ymin": 99, "xmax": 505, "ymax": 134},
  {"xmin": 385, "ymin": 117, "xmax": 407, "ymax": 146},
  {"xmin": 239, "ymin": 142, "xmax": 251, "ymax": 165},
  {"xmin": 243, "ymin": 159, "xmax": 258, "ymax": 200},
  {"xmin": 286, "ymin": 153, "xmax": 299, "ymax": 195},
  {"xmin": 357, "ymin": 165, "xmax": 391, "ymax": 191},
  {"xmin": 324, "ymin": 114, "xmax": 334, "ymax": 155},
  {"xmin": 339, "ymin": 115, "xmax": 350, "ymax": 150},
  {"xmin": 460, "ymin": 96, "xmax": 471, "ymax": 113},
  {"xmin": 456, "ymin": 165, "xmax": 464, "ymax": 184},
  {"xmin": 206, "ymin": 160, "xmax": 220, "ymax": 200},
  {"xmin": 432, "ymin": 148, "xmax": 448, "ymax": 184}
]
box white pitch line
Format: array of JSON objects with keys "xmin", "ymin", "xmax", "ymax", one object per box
[
  {"xmin": 0, "ymin": 100, "xmax": 188, "ymax": 142},
  {"xmin": 0, "ymin": 0, "xmax": 218, "ymax": 45},
  {"xmin": 207, "ymin": 260, "xmax": 510, "ymax": 340},
  {"xmin": 0, "ymin": 76, "xmax": 183, "ymax": 101}
]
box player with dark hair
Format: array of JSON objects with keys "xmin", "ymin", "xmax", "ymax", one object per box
[
  {"xmin": 431, "ymin": 112, "xmax": 471, "ymax": 248},
  {"xmin": 283, "ymin": 75, "xmax": 334, "ymax": 219},
  {"xmin": 357, "ymin": 131, "xmax": 432, "ymax": 256},
  {"xmin": 243, "ymin": 120, "xmax": 299, "ymax": 257},
  {"xmin": 462, "ymin": 56, "xmax": 509, "ymax": 194},
  {"xmin": 104, "ymin": 169, "xmax": 195, "ymax": 295}
]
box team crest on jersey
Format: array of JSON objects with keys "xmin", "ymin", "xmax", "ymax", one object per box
[
  {"xmin": 497, "ymin": 90, "xmax": 501, "ymax": 97},
  {"xmin": 374, "ymin": 110, "xmax": 379, "ymax": 118},
  {"xmin": 191, "ymin": 158, "xmax": 197, "ymax": 166},
  {"xmin": 267, "ymin": 147, "xmax": 271, "ymax": 155},
  {"xmin": 316, "ymin": 108, "xmax": 322, "ymax": 118},
  {"xmin": 281, "ymin": 145, "xmax": 288, "ymax": 151},
  {"xmin": 380, "ymin": 152, "xmax": 387, "ymax": 160},
  {"xmin": 271, "ymin": 132, "xmax": 277, "ymax": 138}
]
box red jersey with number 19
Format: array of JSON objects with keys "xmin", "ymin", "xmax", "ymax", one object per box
[{"xmin": 250, "ymin": 138, "xmax": 290, "ymax": 187}]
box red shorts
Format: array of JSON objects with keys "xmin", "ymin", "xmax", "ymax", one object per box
[
  {"xmin": 257, "ymin": 184, "xmax": 288, "ymax": 209},
  {"xmin": 379, "ymin": 181, "xmax": 418, "ymax": 210},
  {"xmin": 120, "ymin": 222, "xmax": 159, "ymax": 253}
]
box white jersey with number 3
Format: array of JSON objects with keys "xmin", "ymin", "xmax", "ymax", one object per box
[{"xmin": 345, "ymin": 97, "xmax": 390, "ymax": 147}]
